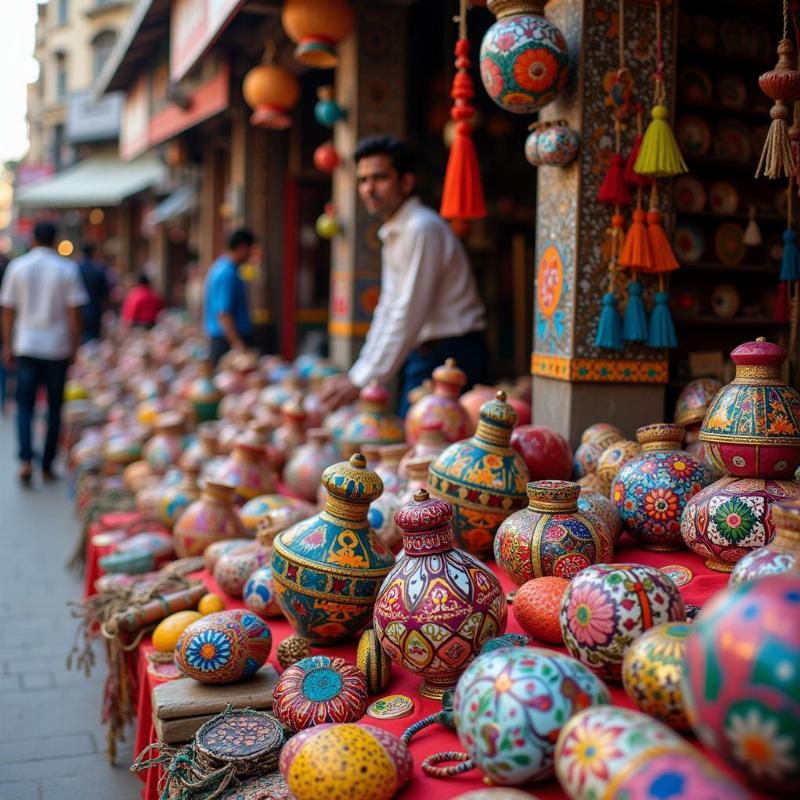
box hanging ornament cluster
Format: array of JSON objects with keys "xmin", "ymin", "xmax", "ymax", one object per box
[
  {"xmin": 242, "ymin": 44, "xmax": 300, "ymax": 130},
  {"xmin": 281, "ymin": 0, "xmax": 356, "ymax": 69},
  {"xmin": 524, "ymin": 119, "xmax": 579, "ymax": 167}
]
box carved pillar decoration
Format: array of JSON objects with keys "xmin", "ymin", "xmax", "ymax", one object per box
[
  {"xmin": 532, "ymin": 0, "xmax": 674, "ymax": 444},
  {"xmin": 328, "ymin": 2, "xmax": 407, "ymax": 368}
]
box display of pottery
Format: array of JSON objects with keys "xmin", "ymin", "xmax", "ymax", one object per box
[
  {"xmin": 560, "ymin": 563, "xmax": 685, "ymax": 680},
  {"xmin": 578, "ymin": 489, "xmax": 622, "ymax": 544},
  {"xmin": 700, "ymin": 339, "xmax": 800, "ymax": 479},
  {"xmin": 357, "ymin": 627, "xmax": 392, "ymax": 694},
  {"xmin": 272, "ymin": 454, "xmax": 395, "ymax": 645},
  {"xmin": 213, "ymin": 542, "xmax": 271, "ymax": 598},
  {"xmin": 373, "ymin": 489, "xmax": 507, "ymax": 698},
  {"xmin": 680, "ymin": 476, "xmax": 800, "ymax": 572},
  {"xmin": 375, "ymin": 443, "xmax": 410, "ymax": 496},
  {"xmin": 613, "ymin": 424, "xmax": 714, "ymax": 551},
  {"xmin": 683, "ymin": 572, "xmax": 800, "ymax": 792},
  {"xmin": 495, "ymin": 480, "xmax": 613, "ymax": 584},
  {"xmin": 341, "ymin": 383, "xmax": 404, "ymax": 451},
  {"xmin": 143, "ymin": 411, "xmax": 186, "ymax": 473},
  {"xmin": 188, "ymin": 361, "xmax": 222, "ymax": 422},
  {"xmin": 283, "ymin": 428, "xmax": 338, "ymax": 503},
  {"xmin": 429, "ymin": 391, "xmax": 529, "ymax": 560},
  {"xmin": 173, "ymin": 480, "xmax": 249, "ymax": 558},
  {"xmin": 622, "ymin": 621, "xmax": 692, "ymax": 730},
  {"xmin": 674, "ymin": 377, "xmax": 723, "ymax": 427},
  {"xmin": 729, "ymin": 498, "xmax": 800, "ymax": 585},
  {"xmin": 513, "ymin": 576, "xmax": 569, "ymax": 644},
  {"xmin": 215, "ymin": 435, "xmax": 277, "ymax": 503},
  {"xmin": 510, "ymin": 424, "xmax": 573, "ymax": 481},
  {"xmin": 405, "ymin": 358, "xmax": 472, "ymax": 444},
  {"xmin": 454, "ymin": 647, "xmax": 610, "ymax": 786}
]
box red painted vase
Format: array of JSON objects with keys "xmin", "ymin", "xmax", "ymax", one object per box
[
  {"xmin": 511, "ymin": 424, "xmax": 573, "ymax": 480},
  {"xmin": 405, "ymin": 358, "xmax": 473, "ymax": 444}
]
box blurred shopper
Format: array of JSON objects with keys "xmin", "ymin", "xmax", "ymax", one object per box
[
  {"xmin": 319, "ymin": 135, "xmax": 487, "ymax": 415},
  {"xmin": 0, "ymin": 221, "xmax": 88, "ymax": 484},
  {"xmin": 203, "ymin": 228, "xmax": 255, "ymax": 365},
  {"xmin": 77, "ymin": 241, "xmax": 110, "ymax": 342},
  {"xmin": 0, "ymin": 252, "xmax": 9, "ymax": 413},
  {"xmin": 120, "ymin": 273, "xmax": 165, "ymax": 329}
]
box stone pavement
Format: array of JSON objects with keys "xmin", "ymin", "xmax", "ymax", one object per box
[{"xmin": 0, "ymin": 411, "xmax": 141, "ymax": 799}]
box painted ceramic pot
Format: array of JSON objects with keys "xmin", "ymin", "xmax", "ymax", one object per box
[
  {"xmin": 512, "ymin": 576, "xmax": 569, "ymax": 644},
  {"xmin": 174, "ymin": 609, "xmax": 272, "ymax": 684},
  {"xmin": 323, "ymin": 403, "xmax": 358, "ymax": 452},
  {"xmin": 454, "ymin": 647, "xmax": 611, "ymax": 785},
  {"xmin": 103, "ymin": 431, "xmax": 143, "ymax": 467},
  {"xmin": 188, "ymin": 361, "xmax": 222, "ymax": 423},
  {"xmin": 375, "ymin": 443, "xmax": 410, "ymax": 496},
  {"xmin": 157, "ymin": 464, "xmax": 201, "ymax": 528},
  {"xmin": 341, "ymin": 383, "xmax": 404, "ymax": 451},
  {"xmin": 279, "ymin": 722, "xmax": 412, "ymax": 800},
  {"xmin": 284, "ymin": 428, "xmax": 338, "ymax": 503},
  {"xmin": 578, "ymin": 489, "xmax": 622, "ymax": 544},
  {"xmin": 203, "ymin": 538, "xmax": 252, "ymax": 572},
  {"xmin": 213, "ymin": 543, "xmax": 271, "ymax": 598},
  {"xmin": 397, "ymin": 454, "xmax": 434, "ymax": 506},
  {"xmin": 272, "ymin": 454, "xmax": 395, "ymax": 645},
  {"xmin": 239, "ymin": 494, "xmax": 311, "ymax": 537},
  {"xmin": 399, "ymin": 424, "xmax": 448, "ymax": 475},
  {"xmin": 480, "ymin": 0, "xmax": 570, "ymax": 115},
  {"xmin": 700, "ymin": 338, "xmax": 800, "ymax": 478},
  {"xmin": 143, "ymin": 412, "xmax": 186, "ymax": 473},
  {"xmin": 460, "ymin": 384, "xmax": 497, "ymax": 430},
  {"xmin": 581, "ymin": 423, "xmax": 623, "ymax": 445},
  {"xmin": 577, "ymin": 473, "xmax": 611, "ymax": 495},
  {"xmin": 682, "ymin": 572, "xmax": 800, "ymax": 792},
  {"xmin": 271, "ymin": 395, "xmax": 307, "ymax": 471},
  {"xmin": 681, "ymin": 476, "xmax": 800, "ymax": 572},
  {"xmin": 612, "ymin": 424, "xmax": 714, "ymax": 551},
  {"xmin": 429, "ymin": 391, "xmax": 529, "ymax": 560},
  {"xmin": 560, "ymin": 563, "xmax": 685, "ymax": 680},
  {"xmin": 597, "ymin": 440, "xmax": 641, "ymax": 487},
  {"xmin": 180, "ymin": 421, "xmax": 218, "ymax": 472},
  {"xmin": 621, "ymin": 621, "xmax": 692, "ymax": 730},
  {"xmin": 674, "ymin": 377, "xmax": 723, "ymax": 427},
  {"xmin": 495, "ymin": 480, "xmax": 613, "ymax": 584},
  {"xmin": 729, "ymin": 498, "xmax": 800, "ymax": 585},
  {"xmin": 273, "ymin": 655, "xmax": 369, "ymax": 732},
  {"xmin": 373, "ymin": 490, "xmax": 507, "ymax": 698},
  {"xmin": 173, "ymin": 480, "xmax": 249, "ymax": 558},
  {"xmin": 116, "ymin": 531, "xmax": 174, "ymax": 561},
  {"xmin": 525, "ymin": 120, "xmax": 579, "ymax": 167},
  {"xmin": 573, "ymin": 427, "xmax": 625, "ymax": 479},
  {"xmin": 405, "ymin": 358, "xmax": 472, "ymax": 444},
  {"xmin": 368, "ymin": 491, "xmax": 403, "ymax": 551},
  {"xmin": 215, "ymin": 437, "xmax": 276, "ymax": 503},
  {"xmin": 510, "ymin": 424, "xmax": 573, "ymax": 481},
  {"xmin": 243, "ymin": 565, "xmax": 282, "ymax": 618}
]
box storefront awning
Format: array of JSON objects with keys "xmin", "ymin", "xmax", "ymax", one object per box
[
  {"xmin": 15, "ymin": 157, "xmax": 167, "ymax": 209},
  {"xmin": 146, "ymin": 185, "xmax": 197, "ymax": 225}
]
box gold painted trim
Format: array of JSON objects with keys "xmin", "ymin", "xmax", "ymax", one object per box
[{"xmin": 699, "ymin": 432, "xmax": 800, "ymax": 445}]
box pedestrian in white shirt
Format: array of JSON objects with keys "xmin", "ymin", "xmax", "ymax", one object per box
[
  {"xmin": 320, "ymin": 135, "xmax": 487, "ymax": 414},
  {"xmin": 0, "ymin": 221, "xmax": 88, "ymax": 484}
]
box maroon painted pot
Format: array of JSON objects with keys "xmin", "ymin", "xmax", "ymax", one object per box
[{"xmin": 511, "ymin": 424, "xmax": 573, "ymax": 480}]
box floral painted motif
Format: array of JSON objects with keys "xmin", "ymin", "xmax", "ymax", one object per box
[
  {"xmin": 185, "ymin": 629, "xmax": 232, "ymax": 673},
  {"xmin": 565, "ymin": 582, "xmax": 617, "ymax": 648},
  {"xmin": 726, "ymin": 704, "xmax": 797, "ymax": 782}
]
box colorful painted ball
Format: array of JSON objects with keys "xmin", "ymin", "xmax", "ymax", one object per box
[
  {"xmin": 524, "ymin": 122, "xmax": 579, "ymax": 167},
  {"xmin": 273, "ymin": 655, "xmax": 369, "ymax": 732},
  {"xmin": 674, "ymin": 377, "xmax": 723, "ymax": 427},
  {"xmin": 357, "ymin": 628, "xmax": 392, "ymax": 694},
  {"xmin": 510, "ymin": 424, "xmax": 573, "ymax": 480},
  {"xmin": 578, "ymin": 489, "xmax": 622, "ymax": 543},
  {"xmin": 597, "ymin": 440, "xmax": 641, "ymax": 486},
  {"xmin": 454, "ymin": 647, "xmax": 610, "ymax": 785},
  {"xmin": 682, "ymin": 573, "xmax": 800, "ymax": 792},
  {"xmin": 479, "ymin": 10, "xmax": 570, "ymax": 115},
  {"xmin": 276, "ymin": 634, "xmax": 311, "ymax": 670},
  {"xmin": 279, "ymin": 722, "xmax": 413, "ymax": 800},
  {"xmin": 213, "ymin": 544, "xmax": 270, "ymax": 598},
  {"xmin": 622, "ymin": 621, "xmax": 692, "ymax": 730},
  {"xmin": 368, "ymin": 492, "xmax": 402, "ymax": 551},
  {"xmin": 513, "ymin": 576, "xmax": 569, "ymax": 644},
  {"xmin": 203, "ymin": 539, "xmax": 252, "ymax": 572},
  {"xmin": 581, "ymin": 423, "xmax": 623, "ymax": 446},
  {"xmin": 243, "ymin": 565, "xmax": 282, "ymax": 617},
  {"xmin": 560, "ymin": 563, "xmax": 685, "ymax": 680}
]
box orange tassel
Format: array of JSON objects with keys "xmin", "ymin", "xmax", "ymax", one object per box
[
  {"xmin": 619, "ymin": 208, "xmax": 653, "ymax": 270},
  {"xmin": 646, "ymin": 207, "xmax": 679, "ymax": 272}
]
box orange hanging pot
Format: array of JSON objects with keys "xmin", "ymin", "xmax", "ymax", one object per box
[
  {"xmin": 281, "ymin": 0, "xmax": 356, "ymax": 69},
  {"xmin": 242, "ymin": 62, "xmax": 301, "ymax": 129}
]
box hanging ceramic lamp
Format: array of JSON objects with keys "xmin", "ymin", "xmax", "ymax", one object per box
[
  {"xmin": 314, "ymin": 86, "xmax": 346, "ymax": 127},
  {"xmin": 281, "ymin": 0, "xmax": 356, "ymax": 69},
  {"xmin": 243, "ymin": 60, "xmax": 300, "ymax": 130}
]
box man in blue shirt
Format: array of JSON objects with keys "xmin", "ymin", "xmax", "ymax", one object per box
[
  {"xmin": 77, "ymin": 242, "xmax": 110, "ymax": 342},
  {"xmin": 204, "ymin": 228, "xmax": 255, "ymax": 365}
]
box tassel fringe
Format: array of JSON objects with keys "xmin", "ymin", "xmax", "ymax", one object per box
[
  {"xmin": 634, "ymin": 105, "xmax": 688, "ymax": 178},
  {"xmin": 756, "ymin": 101, "xmax": 796, "ymax": 179},
  {"xmin": 623, "ymin": 279, "xmax": 648, "ymax": 342},
  {"xmin": 595, "ymin": 292, "xmax": 624, "ymax": 350},
  {"xmin": 648, "ymin": 290, "xmax": 678, "ymax": 348}
]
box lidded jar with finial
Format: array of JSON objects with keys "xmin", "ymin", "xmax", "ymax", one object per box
[
  {"xmin": 173, "ymin": 480, "xmax": 248, "ymax": 558},
  {"xmin": 405, "ymin": 358, "xmax": 473, "ymax": 444},
  {"xmin": 283, "ymin": 428, "xmax": 338, "ymax": 502},
  {"xmin": 215, "ymin": 427, "xmax": 277, "ymax": 503},
  {"xmin": 341, "ymin": 382, "xmax": 404, "ymax": 451}
]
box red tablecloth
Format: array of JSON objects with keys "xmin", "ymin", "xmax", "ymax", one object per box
[{"xmin": 132, "ymin": 538, "xmax": 764, "ymax": 800}]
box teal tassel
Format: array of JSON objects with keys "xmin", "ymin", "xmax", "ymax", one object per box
[
  {"xmin": 648, "ymin": 290, "xmax": 678, "ymax": 348},
  {"xmin": 780, "ymin": 229, "xmax": 800, "ymax": 281},
  {"xmin": 595, "ymin": 292, "xmax": 623, "ymax": 350},
  {"xmin": 622, "ymin": 280, "xmax": 648, "ymax": 342}
]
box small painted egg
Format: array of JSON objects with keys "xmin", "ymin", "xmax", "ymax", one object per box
[
  {"xmin": 357, "ymin": 628, "xmax": 392, "ymax": 694},
  {"xmin": 213, "ymin": 543, "xmax": 270, "ymax": 598},
  {"xmin": 243, "ymin": 565, "xmax": 282, "ymax": 618},
  {"xmin": 202, "ymin": 538, "xmax": 252, "ymax": 572},
  {"xmin": 152, "ymin": 610, "xmax": 203, "ymax": 653},
  {"xmin": 279, "ymin": 722, "xmax": 412, "ymax": 800},
  {"xmin": 513, "ymin": 576, "xmax": 569, "ymax": 644},
  {"xmin": 367, "ymin": 492, "xmax": 402, "ymax": 550},
  {"xmin": 198, "ymin": 593, "xmax": 224, "ymax": 615},
  {"xmin": 622, "ymin": 621, "xmax": 691, "ymax": 730}
]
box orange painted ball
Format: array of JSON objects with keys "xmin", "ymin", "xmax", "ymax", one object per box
[{"xmin": 513, "ymin": 576, "xmax": 569, "ymax": 644}]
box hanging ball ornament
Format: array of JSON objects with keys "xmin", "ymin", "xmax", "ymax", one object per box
[
  {"xmin": 480, "ymin": 0, "xmax": 570, "ymax": 115},
  {"xmin": 313, "ymin": 141, "xmax": 340, "ymax": 173},
  {"xmin": 314, "ymin": 86, "xmax": 346, "ymax": 127},
  {"xmin": 243, "ymin": 63, "xmax": 301, "ymax": 130},
  {"xmin": 315, "ymin": 203, "xmax": 341, "ymax": 239}
]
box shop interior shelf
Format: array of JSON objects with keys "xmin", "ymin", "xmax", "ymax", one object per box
[{"xmin": 673, "ymin": 313, "xmax": 781, "ymax": 327}]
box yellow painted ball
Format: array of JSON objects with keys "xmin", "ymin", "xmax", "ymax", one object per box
[
  {"xmin": 152, "ymin": 610, "xmax": 203, "ymax": 653},
  {"xmin": 64, "ymin": 381, "xmax": 88, "ymax": 402},
  {"xmin": 198, "ymin": 593, "xmax": 225, "ymax": 615}
]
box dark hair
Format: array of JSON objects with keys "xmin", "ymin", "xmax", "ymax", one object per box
[
  {"xmin": 34, "ymin": 221, "xmax": 57, "ymax": 248},
  {"xmin": 353, "ymin": 135, "xmax": 415, "ymax": 177},
  {"xmin": 137, "ymin": 272, "xmax": 151, "ymax": 286},
  {"xmin": 81, "ymin": 241, "xmax": 97, "ymax": 257},
  {"xmin": 228, "ymin": 228, "xmax": 255, "ymax": 251}
]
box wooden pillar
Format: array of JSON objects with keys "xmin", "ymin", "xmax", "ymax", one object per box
[
  {"xmin": 328, "ymin": 2, "xmax": 408, "ymax": 368},
  {"xmin": 531, "ymin": 0, "xmax": 673, "ymax": 445}
]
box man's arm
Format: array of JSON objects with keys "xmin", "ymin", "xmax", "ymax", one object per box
[
  {"xmin": 2, "ymin": 306, "xmax": 15, "ymax": 368},
  {"xmin": 217, "ymin": 312, "xmax": 246, "ymax": 350}
]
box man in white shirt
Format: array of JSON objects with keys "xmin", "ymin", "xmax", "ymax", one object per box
[
  {"xmin": 1, "ymin": 221, "xmax": 88, "ymax": 484},
  {"xmin": 320, "ymin": 135, "xmax": 487, "ymax": 414}
]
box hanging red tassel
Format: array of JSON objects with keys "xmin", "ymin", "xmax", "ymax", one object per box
[
  {"xmin": 599, "ymin": 154, "xmax": 631, "ymax": 205},
  {"xmin": 625, "ymin": 108, "xmax": 652, "ymax": 187},
  {"xmin": 440, "ymin": 3, "xmax": 486, "ymax": 222},
  {"xmin": 619, "ymin": 208, "xmax": 653, "ymax": 270}
]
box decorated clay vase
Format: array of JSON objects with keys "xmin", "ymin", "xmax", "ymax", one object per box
[
  {"xmin": 573, "ymin": 426, "xmax": 625, "ymax": 479},
  {"xmin": 597, "ymin": 440, "xmax": 641, "ymax": 487},
  {"xmin": 271, "ymin": 395, "xmax": 307, "ymax": 471},
  {"xmin": 729, "ymin": 498, "xmax": 800, "ymax": 585},
  {"xmin": 375, "ymin": 443, "xmax": 410, "ymax": 496},
  {"xmin": 173, "ymin": 480, "xmax": 248, "ymax": 558},
  {"xmin": 273, "ymin": 655, "xmax": 369, "ymax": 732},
  {"xmin": 279, "ymin": 722, "xmax": 412, "ymax": 800},
  {"xmin": 429, "ymin": 391, "xmax": 529, "ymax": 560},
  {"xmin": 560, "ymin": 563, "xmax": 685, "ymax": 680},
  {"xmin": 157, "ymin": 464, "xmax": 201, "ymax": 529},
  {"xmin": 480, "ymin": 0, "xmax": 570, "ymax": 115},
  {"xmin": 397, "ymin": 454, "xmax": 434, "ymax": 505},
  {"xmin": 181, "ymin": 421, "xmax": 219, "ymax": 473},
  {"xmin": 682, "ymin": 572, "xmax": 800, "ymax": 792},
  {"xmin": 367, "ymin": 491, "xmax": 403, "ymax": 551},
  {"xmin": 510, "ymin": 424, "xmax": 573, "ymax": 481},
  {"xmin": 143, "ymin": 411, "xmax": 185, "ymax": 473},
  {"xmin": 341, "ymin": 383, "xmax": 404, "ymax": 451},
  {"xmin": 188, "ymin": 361, "xmax": 222, "ymax": 422},
  {"xmin": 243, "ymin": 565, "xmax": 282, "ymax": 618},
  {"xmin": 323, "ymin": 403, "xmax": 358, "ymax": 452},
  {"xmin": 622, "ymin": 621, "xmax": 692, "ymax": 730},
  {"xmin": 399, "ymin": 424, "xmax": 448, "ymax": 475},
  {"xmin": 405, "ymin": 358, "xmax": 472, "ymax": 444},
  {"xmin": 454, "ymin": 647, "xmax": 611, "ymax": 785},
  {"xmin": 495, "ymin": 480, "xmax": 613, "ymax": 584},
  {"xmin": 213, "ymin": 543, "xmax": 271, "ymax": 598},
  {"xmin": 513, "ymin": 576, "xmax": 569, "ymax": 644},
  {"xmin": 239, "ymin": 494, "xmax": 312, "ymax": 537},
  {"xmin": 203, "ymin": 538, "xmax": 252, "ymax": 572},
  {"xmin": 271, "ymin": 454, "xmax": 395, "ymax": 644},
  {"xmin": 700, "ymin": 338, "xmax": 800, "ymax": 478},
  {"xmin": 578, "ymin": 489, "xmax": 622, "ymax": 544},
  {"xmin": 284, "ymin": 428, "xmax": 338, "ymax": 502},
  {"xmin": 373, "ymin": 490, "xmax": 507, "ymax": 698},
  {"xmin": 524, "ymin": 120, "xmax": 579, "ymax": 167},
  {"xmin": 674, "ymin": 377, "xmax": 723, "ymax": 427},
  {"xmin": 681, "ymin": 476, "xmax": 800, "ymax": 572},
  {"xmin": 612, "ymin": 424, "xmax": 714, "ymax": 551},
  {"xmin": 215, "ymin": 436, "xmax": 276, "ymax": 503},
  {"xmin": 174, "ymin": 609, "xmax": 272, "ymax": 684}
]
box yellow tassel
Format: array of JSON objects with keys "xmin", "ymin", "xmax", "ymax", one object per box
[{"xmin": 634, "ymin": 105, "xmax": 688, "ymax": 178}]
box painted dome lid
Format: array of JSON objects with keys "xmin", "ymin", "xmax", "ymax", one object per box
[
  {"xmin": 636, "ymin": 423, "xmax": 685, "ymax": 451},
  {"xmin": 432, "ymin": 358, "xmax": 467, "ymax": 389},
  {"xmin": 731, "ymin": 338, "xmax": 787, "ymax": 370},
  {"xmin": 321, "ymin": 453, "xmax": 383, "ymax": 504},
  {"xmin": 479, "ymin": 390, "xmax": 518, "ymax": 429},
  {"xmin": 526, "ymin": 480, "xmax": 580, "ymax": 512},
  {"xmin": 360, "ymin": 382, "xmax": 390, "ymax": 407},
  {"xmin": 395, "ymin": 489, "xmax": 453, "ymax": 532}
]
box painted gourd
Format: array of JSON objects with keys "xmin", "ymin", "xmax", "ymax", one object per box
[
  {"xmin": 243, "ymin": 565, "xmax": 282, "ymax": 618},
  {"xmin": 405, "ymin": 358, "xmax": 472, "ymax": 444},
  {"xmin": 173, "ymin": 481, "xmax": 248, "ymax": 559},
  {"xmin": 674, "ymin": 377, "xmax": 723, "ymax": 427},
  {"xmin": 213, "ymin": 543, "xmax": 271, "ymax": 598},
  {"xmin": 341, "ymin": 383, "xmax": 404, "ymax": 450}
]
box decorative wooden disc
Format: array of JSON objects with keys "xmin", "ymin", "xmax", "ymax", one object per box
[{"xmin": 195, "ymin": 710, "xmax": 284, "ymax": 766}]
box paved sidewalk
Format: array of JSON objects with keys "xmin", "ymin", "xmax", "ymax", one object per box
[{"xmin": 0, "ymin": 411, "xmax": 140, "ymax": 800}]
